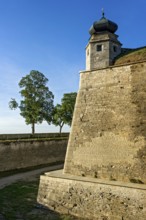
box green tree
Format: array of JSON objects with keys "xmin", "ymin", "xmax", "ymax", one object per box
[
  {"xmin": 52, "ymin": 92, "xmax": 77, "ymax": 133},
  {"xmin": 9, "ymin": 98, "xmax": 18, "ymax": 110},
  {"xmin": 52, "ymin": 104, "xmax": 66, "ymax": 134},
  {"xmin": 9, "ymin": 70, "xmax": 54, "ymax": 134}
]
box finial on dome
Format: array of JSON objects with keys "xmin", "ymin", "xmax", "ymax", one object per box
[
  {"xmin": 89, "ymin": 10, "xmax": 118, "ymax": 35},
  {"xmin": 102, "ymin": 8, "xmax": 105, "ymax": 18}
]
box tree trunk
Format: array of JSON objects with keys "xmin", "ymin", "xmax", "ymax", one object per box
[
  {"xmin": 32, "ymin": 123, "xmax": 35, "ymax": 135},
  {"xmin": 59, "ymin": 122, "xmax": 64, "ymax": 135},
  {"xmin": 59, "ymin": 126, "xmax": 62, "ymax": 134}
]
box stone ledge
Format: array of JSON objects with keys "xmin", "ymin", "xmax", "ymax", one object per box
[
  {"xmin": 38, "ymin": 170, "xmax": 146, "ymax": 220},
  {"xmin": 80, "ymin": 59, "xmax": 146, "ymax": 73},
  {"xmin": 44, "ymin": 169, "xmax": 146, "ymax": 190}
]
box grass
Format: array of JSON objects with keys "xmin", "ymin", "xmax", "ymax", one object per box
[
  {"xmin": 0, "ymin": 179, "xmax": 80, "ymax": 220},
  {"xmin": 114, "ymin": 47, "xmax": 146, "ymax": 65},
  {"xmin": 0, "ymin": 180, "xmax": 39, "ymax": 220},
  {"xmin": 0, "ymin": 136, "xmax": 69, "ymax": 143}
]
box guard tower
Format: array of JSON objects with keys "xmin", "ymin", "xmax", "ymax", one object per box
[{"xmin": 86, "ymin": 11, "xmax": 122, "ymax": 70}]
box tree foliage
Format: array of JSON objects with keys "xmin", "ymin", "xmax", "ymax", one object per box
[
  {"xmin": 9, "ymin": 98, "xmax": 18, "ymax": 110},
  {"xmin": 52, "ymin": 104, "xmax": 66, "ymax": 134},
  {"xmin": 52, "ymin": 92, "xmax": 77, "ymax": 133},
  {"xmin": 9, "ymin": 70, "xmax": 54, "ymax": 134}
]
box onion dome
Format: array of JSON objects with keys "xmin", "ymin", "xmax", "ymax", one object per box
[{"xmin": 89, "ymin": 10, "xmax": 118, "ymax": 35}]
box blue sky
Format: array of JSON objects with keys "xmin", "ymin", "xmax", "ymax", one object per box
[{"xmin": 0, "ymin": 0, "xmax": 146, "ymax": 133}]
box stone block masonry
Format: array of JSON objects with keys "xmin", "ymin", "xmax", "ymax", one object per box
[
  {"xmin": 37, "ymin": 170, "xmax": 146, "ymax": 220},
  {"xmin": 38, "ymin": 61, "xmax": 146, "ymax": 219},
  {"xmin": 64, "ymin": 61, "xmax": 146, "ymax": 184},
  {"xmin": 0, "ymin": 139, "xmax": 68, "ymax": 172}
]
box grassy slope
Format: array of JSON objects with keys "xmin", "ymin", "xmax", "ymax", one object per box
[
  {"xmin": 0, "ymin": 179, "xmax": 82, "ymax": 220},
  {"xmin": 114, "ymin": 47, "xmax": 146, "ymax": 65}
]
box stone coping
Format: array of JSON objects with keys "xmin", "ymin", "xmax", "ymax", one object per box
[
  {"xmin": 80, "ymin": 59, "xmax": 146, "ymax": 73},
  {"xmin": 44, "ymin": 169, "xmax": 146, "ymax": 191}
]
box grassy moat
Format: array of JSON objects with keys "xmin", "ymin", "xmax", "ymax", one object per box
[{"xmin": 0, "ymin": 179, "xmax": 83, "ymax": 220}]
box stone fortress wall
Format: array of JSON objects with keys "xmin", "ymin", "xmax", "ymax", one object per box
[
  {"xmin": 64, "ymin": 61, "xmax": 146, "ymax": 184},
  {"xmin": 38, "ymin": 170, "xmax": 146, "ymax": 220},
  {"xmin": 0, "ymin": 139, "xmax": 68, "ymax": 172},
  {"xmin": 37, "ymin": 12, "xmax": 146, "ymax": 219},
  {"xmin": 38, "ymin": 62, "xmax": 146, "ymax": 220}
]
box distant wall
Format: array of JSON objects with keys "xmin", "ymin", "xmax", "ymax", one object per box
[
  {"xmin": 0, "ymin": 139, "xmax": 68, "ymax": 172},
  {"xmin": 0, "ymin": 133, "xmax": 69, "ymax": 140}
]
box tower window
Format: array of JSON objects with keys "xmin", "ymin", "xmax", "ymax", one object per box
[
  {"xmin": 96, "ymin": 45, "xmax": 102, "ymax": 52},
  {"xmin": 113, "ymin": 46, "xmax": 117, "ymax": 52}
]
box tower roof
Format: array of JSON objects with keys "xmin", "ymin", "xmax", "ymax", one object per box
[{"xmin": 89, "ymin": 11, "xmax": 118, "ymax": 35}]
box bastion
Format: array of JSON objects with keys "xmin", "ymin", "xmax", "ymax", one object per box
[{"xmin": 37, "ymin": 12, "xmax": 146, "ymax": 220}]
